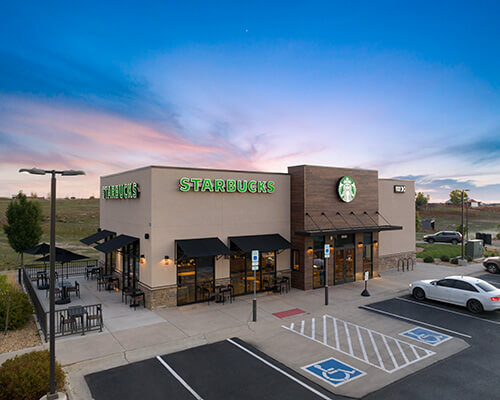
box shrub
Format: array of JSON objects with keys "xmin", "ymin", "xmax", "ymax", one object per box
[
  {"xmin": 0, "ymin": 350, "xmax": 65, "ymax": 400},
  {"xmin": 451, "ymin": 257, "xmax": 459, "ymax": 265},
  {"xmin": 423, "ymin": 256, "xmax": 434, "ymax": 263},
  {"xmin": 440, "ymin": 255, "xmax": 450, "ymax": 262},
  {"xmin": 496, "ymin": 233, "xmax": 500, "ymax": 240},
  {"xmin": 466, "ymin": 256, "xmax": 473, "ymax": 262},
  {"xmin": 0, "ymin": 278, "xmax": 33, "ymax": 331}
]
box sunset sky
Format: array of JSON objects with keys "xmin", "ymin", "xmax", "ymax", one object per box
[{"xmin": 1, "ymin": 1, "xmax": 499, "ymax": 201}]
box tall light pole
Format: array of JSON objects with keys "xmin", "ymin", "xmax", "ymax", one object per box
[
  {"xmin": 461, "ymin": 189, "xmax": 470, "ymax": 263},
  {"xmin": 19, "ymin": 168, "xmax": 85, "ymax": 400}
]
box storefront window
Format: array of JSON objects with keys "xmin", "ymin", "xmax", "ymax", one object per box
[
  {"xmin": 292, "ymin": 249, "xmax": 300, "ymax": 271},
  {"xmin": 312, "ymin": 236, "xmax": 325, "ymax": 288},
  {"xmin": 261, "ymin": 251, "xmax": 276, "ymax": 289},
  {"xmin": 363, "ymin": 233, "xmax": 373, "ymax": 278}
]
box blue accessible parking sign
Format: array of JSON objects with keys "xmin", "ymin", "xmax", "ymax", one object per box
[
  {"xmin": 400, "ymin": 327, "xmax": 451, "ymax": 346},
  {"xmin": 302, "ymin": 357, "xmax": 366, "ymax": 388}
]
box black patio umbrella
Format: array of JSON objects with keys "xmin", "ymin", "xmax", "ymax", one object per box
[
  {"xmin": 35, "ymin": 249, "xmax": 89, "ymax": 280},
  {"xmin": 24, "ymin": 243, "xmax": 51, "ymax": 256}
]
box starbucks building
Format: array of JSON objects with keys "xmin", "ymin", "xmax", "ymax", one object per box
[{"xmin": 90, "ymin": 164, "xmax": 415, "ymax": 308}]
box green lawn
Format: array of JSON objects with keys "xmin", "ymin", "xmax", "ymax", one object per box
[
  {"xmin": 0, "ymin": 198, "xmax": 100, "ymax": 270},
  {"xmin": 416, "ymin": 243, "xmax": 463, "ymax": 259}
]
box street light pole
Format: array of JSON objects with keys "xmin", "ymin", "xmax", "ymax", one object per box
[
  {"xmin": 49, "ymin": 171, "xmax": 57, "ymax": 398},
  {"xmin": 19, "ymin": 168, "xmax": 84, "ymax": 400},
  {"xmin": 461, "ymin": 190, "xmax": 465, "ymax": 261}
]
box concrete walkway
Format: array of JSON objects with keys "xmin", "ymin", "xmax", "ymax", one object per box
[{"xmin": 1, "ymin": 262, "xmax": 487, "ymax": 399}]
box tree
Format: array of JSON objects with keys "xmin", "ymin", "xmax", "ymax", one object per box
[
  {"xmin": 3, "ymin": 192, "xmax": 43, "ymax": 267},
  {"xmin": 415, "ymin": 192, "xmax": 430, "ymax": 210},
  {"xmin": 416, "ymin": 211, "xmax": 421, "ymax": 231},
  {"xmin": 449, "ymin": 189, "xmax": 468, "ymax": 206}
]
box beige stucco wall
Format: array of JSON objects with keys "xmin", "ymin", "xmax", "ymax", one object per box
[
  {"xmin": 100, "ymin": 167, "xmax": 153, "ymax": 285},
  {"xmin": 150, "ymin": 167, "xmax": 291, "ymax": 288},
  {"xmin": 378, "ymin": 179, "xmax": 415, "ymax": 256}
]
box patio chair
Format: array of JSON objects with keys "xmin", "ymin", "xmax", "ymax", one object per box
[
  {"xmin": 97, "ymin": 276, "xmax": 106, "ymax": 291},
  {"xmin": 122, "ymin": 286, "xmax": 136, "ymax": 304},
  {"xmin": 46, "ymin": 286, "xmax": 62, "ymax": 298},
  {"xmin": 227, "ymin": 284, "xmax": 235, "ymax": 302},
  {"xmin": 67, "ymin": 281, "xmax": 80, "ymax": 298},
  {"xmin": 86, "ymin": 305, "xmax": 103, "ymax": 332},
  {"xmin": 60, "ymin": 313, "xmax": 76, "ymax": 335}
]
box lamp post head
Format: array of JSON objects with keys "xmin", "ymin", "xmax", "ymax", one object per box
[
  {"xmin": 19, "ymin": 168, "xmax": 46, "ymax": 175},
  {"xmin": 61, "ymin": 170, "xmax": 85, "ymax": 176}
]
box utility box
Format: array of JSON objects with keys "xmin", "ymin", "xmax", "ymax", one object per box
[{"xmin": 465, "ymin": 240, "xmax": 483, "ymax": 260}]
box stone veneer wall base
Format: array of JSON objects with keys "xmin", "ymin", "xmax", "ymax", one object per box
[
  {"xmin": 138, "ymin": 283, "xmax": 177, "ymax": 310},
  {"xmin": 378, "ymin": 251, "xmax": 417, "ymax": 273}
]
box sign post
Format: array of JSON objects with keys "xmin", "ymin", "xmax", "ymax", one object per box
[
  {"xmin": 251, "ymin": 250, "xmax": 259, "ymax": 322},
  {"xmin": 324, "ymin": 244, "xmax": 330, "ymax": 305},
  {"xmin": 361, "ymin": 271, "xmax": 370, "ymax": 297}
]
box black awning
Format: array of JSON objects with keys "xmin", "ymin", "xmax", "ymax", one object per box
[
  {"xmin": 94, "ymin": 234, "xmax": 139, "ymax": 253},
  {"xmin": 229, "ymin": 234, "xmax": 292, "ymax": 252},
  {"xmin": 176, "ymin": 237, "xmax": 232, "ymax": 258},
  {"xmin": 80, "ymin": 229, "xmax": 116, "ymax": 245},
  {"xmin": 295, "ymin": 225, "xmax": 402, "ymax": 236}
]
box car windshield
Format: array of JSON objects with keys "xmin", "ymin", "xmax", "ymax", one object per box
[{"xmin": 476, "ymin": 282, "xmax": 497, "ymax": 292}]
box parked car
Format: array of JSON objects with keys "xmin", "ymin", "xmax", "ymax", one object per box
[
  {"xmin": 423, "ymin": 231, "xmax": 462, "ymax": 244},
  {"xmin": 409, "ymin": 275, "xmax": 500, "ymax": 313},
  {"xmin": 484, "ymin": 257, "xmax": 500, "ymax": 274}
]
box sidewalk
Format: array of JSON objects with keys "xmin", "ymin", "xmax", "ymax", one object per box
[{"xmin": 1, "ymin": 262, "xmax": 486, "ymax": 399}]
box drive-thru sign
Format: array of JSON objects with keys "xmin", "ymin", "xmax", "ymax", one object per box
[{"xmin": 251, "ymin": 250, "xmax": 259, "ymax": 271}]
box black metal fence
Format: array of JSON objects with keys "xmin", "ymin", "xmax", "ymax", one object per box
[
  {"xmin": 22, "ymin": 268, "xmax": 48, "ymax": 341},
  {"xmin": 54, "ymin": 304, "xmax": 103, "ymax": 337},
  {"xmin": 22, "ymin": 259, "xmax": 100, "ymax": 281},
  {"xmin": 21, "ymin": 267, "xmax": 103, "ymax": 341}
]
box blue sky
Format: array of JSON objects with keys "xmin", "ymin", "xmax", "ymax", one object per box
[{"xmin": 1, "ymin": 1, "xmax": 499, "ymax": 201}]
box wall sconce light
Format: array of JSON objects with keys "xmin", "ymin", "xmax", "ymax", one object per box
[
  {"xmin": 164, "ymin": 255, "xmax": 170, "ymax": 265},
  {"xmin": 140, "ymin": 254, "xmax": 145, "ymax": 264},
  {"xmin": 373, "ymin": 240, "xmax": 378, "ymax": 247},
  {"xmin": 306, "ymin": 246, "xmax": 313, "ymax": 255},
  {"xmin": 358, "ymin": 242, "xmax": 363, "ymax": 248}
]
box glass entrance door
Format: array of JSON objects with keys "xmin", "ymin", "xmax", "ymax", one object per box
[
  {"xmin": 177, "ymin": 256, "xmax": 214, "ymax": 306},
  {"xmin": 313, "ymin": 249, "xmax": 325, "ymax": 288},
  {"xmin": 334, "ymin": 248, "xmax": 355, "ymax": 284}
]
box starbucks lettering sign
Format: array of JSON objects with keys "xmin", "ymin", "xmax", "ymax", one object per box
[{"xmin": 338, "ymin": 176, "xmax": 356, "ymax": 202}]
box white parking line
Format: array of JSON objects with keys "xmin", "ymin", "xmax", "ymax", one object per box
[
  {"xmin": 226, "ymin": 339, "xmax": 333, "ymax": 400},
  {"xmin": 156, "ymin": 356, "xmax": 204, "ymax": 400},
  {"xmin": 396, "ymin": 297, "xmax": 500, "ymax": 326},
  {"xmin": 283, "ymin": 315, "xmax": 434, "ymax": 373},
  {"xmin": 360, "ymin": 305, "xmax": 472, "ymax": 338}
]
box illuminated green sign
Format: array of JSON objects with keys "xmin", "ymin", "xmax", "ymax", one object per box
[
  {"xmin": 179, "ymin": 177, "xmax": 275, "ymax": 193},
  {"xmin": 338, "ymin": 176, "xmax": 356, "ymax": 202},
  {"xmin": 102, "ymin": 182, "xmax": 139, "ymax": 199}
]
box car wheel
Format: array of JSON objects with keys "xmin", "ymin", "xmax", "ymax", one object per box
[
  {"xmin": 487, "ymin": 263, "xmax": 499, "ymax": 274},
  {"xmin": 467, "ymin": 299, "xmax": 483, "ymax": 314},
  {"xmin": 428, "ymin": 238, "xmax": 434, "ymax": 244},
  {"xmin": 451, "ymin": 239, "xmax": 458, "ymax": 245},
  {"xmin": 413, "ymin": 287, "xmax": 425, "ymax": 301}
]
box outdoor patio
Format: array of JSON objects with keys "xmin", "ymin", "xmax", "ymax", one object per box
[{"xmin": 28, "ymin": 272, "xmax": 165, "ymax": 338}]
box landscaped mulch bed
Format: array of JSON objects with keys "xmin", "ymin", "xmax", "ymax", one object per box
[{"xmin": 0, "ymin": 316, "xmax": 42, "ymax": 354}]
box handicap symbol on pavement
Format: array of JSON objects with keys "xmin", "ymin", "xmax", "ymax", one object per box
[
  {"xmin": 400, "ymin": 327, "xmax": 451, "ymax": 346},
  {"xmin": 302, "ymin": 357, "xmax": 366, "ymax": 387}
]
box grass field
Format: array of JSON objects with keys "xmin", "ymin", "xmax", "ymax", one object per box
[
  {"xmin": 417, "ymin": 204, "xmax": 500, "ymax": 240},
  {"xmin": 0, "ymin": 198, "xmax": 100, "ymax": 270},
  {"xmin": 416, "ymin": 243, "xmax": 463, "ymax": 259}
]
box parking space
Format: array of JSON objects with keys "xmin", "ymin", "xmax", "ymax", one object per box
[
  {"xmin": 361, "ymin": 293, "xmax": 500, "ymax": 400},
  {"xmin": 85, "ymin": 339, "xmax": 342, "ymax": 400}
]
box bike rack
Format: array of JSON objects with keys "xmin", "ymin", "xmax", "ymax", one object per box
[{"xmin": 398, "ymin": 257, "xmax": 415, "ymax": 271}]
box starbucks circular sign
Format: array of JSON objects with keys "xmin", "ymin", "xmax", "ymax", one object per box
[{"xmin": 338, "ymin": 176, "xmax": 356, "ymax": 202}]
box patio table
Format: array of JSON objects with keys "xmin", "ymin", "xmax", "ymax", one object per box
[
  {"xmin": 86, "ymin": 265, "xmax": 101, "ymax": 280},
  {"xmin": 55, "ymin": 280, "xmax": 72, "ymax": 305},
  {"xmin": 67, "ymin": 305, "xmax": 87, "ymax": 335}
]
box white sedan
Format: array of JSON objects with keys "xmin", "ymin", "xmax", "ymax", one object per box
[{"xmin": 409, "ymin": 275, "xmax": 500, "ymax": 313}]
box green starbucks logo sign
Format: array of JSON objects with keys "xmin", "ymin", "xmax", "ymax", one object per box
[{"xmin": 338, "ymin": 176, "xmax": 356, "ymax": 202}]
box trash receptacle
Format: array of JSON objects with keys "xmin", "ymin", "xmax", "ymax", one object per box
[{"xmin": 465, "ymin": 240, "xmax": 483, "ymax": 260}]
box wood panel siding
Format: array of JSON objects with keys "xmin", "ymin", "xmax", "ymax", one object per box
[{"xmin": 289, "ymin": 165, "xmax": 379, "ymax": 290}]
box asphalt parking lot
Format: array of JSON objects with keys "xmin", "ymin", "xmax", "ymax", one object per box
[
  {"xmin": 85, "ymin": 338, "xmax": 343, "ymax": 400},
  {"xmin": 84, "ymin": 272, "xmax": 500, "ymax": 400},
  {"xmin": 360, "ymin": 272, "xmax": 500, "ymax": 400}
]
